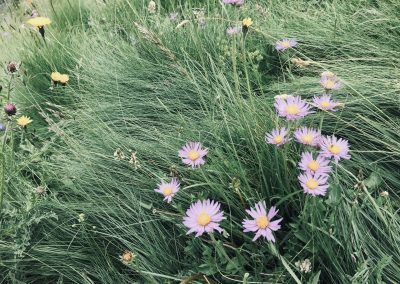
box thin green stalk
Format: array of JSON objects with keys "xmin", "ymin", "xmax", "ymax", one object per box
[
  {"xmin": 6, "ymin": 74, "xmax": 14, "ymax": 101},
  {"xmin": 0, "ymin": 120, "xmax": 10, "ymax": 211},
  {"xmin": 209, "ymin": 233, "xmax": 238, "ymax": 270}
]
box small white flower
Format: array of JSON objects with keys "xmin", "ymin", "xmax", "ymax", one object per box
[
  {"xmin": 295, "ymin": 259, "xmax": 312, "ymax": 273},
  {"xmin": 274, "ymin": 94, "xmax": 293, "ymax": 100},
  {"xmin": 114, "ymin": 148, "xmax": 125, "ymax": 161},
  {"xmin": 148, "ymin": 1, "xmax": 156, "ymax": 13},
  {"xmin": 78, "ymin": 213, "xmax": 85, "ymax": 223},
  {"xmin": 380, "ymin": 191, "xmax": 389, "ymax": 197}
]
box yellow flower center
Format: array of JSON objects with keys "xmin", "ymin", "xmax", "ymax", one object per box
[
  {"xmin": 286, "ymin": 104, "xmax": 300, "ymax": 115},
  {"xmin": 274, "ymin": 135, "xmax": 283, "ymax": 144},
  {"xmin": 328, "ymin": 144, "xmax": 341, "ymax": 154},
  {"xmin": 324, "ymin": 80, "xmax": 334, "ymax": 89},
  {"xmin": 320, "ymin": 101, "xmax": 331, "ymax": 108},
  {"xmin": 256, "ymin": 215, "xmax": 269, "ymax": 229},
  {"xmin": 163, "ymin": 187, "xmax": 173, "ymax": 196},
  {"xmin": 302, "ymin": 134, "xmax": 314, "ymax": 144},
  {"xmin": 197, "ymin": 212, "xmax": 212, "ymax": 226},
  {"xmin": 306, "ymin": 178, "xmax": 319, "ymax": 190},
  {"xmin": 282, "ymin": 41, "xmax": 290, "ymax": 48},
  {"xmin": 188, "ymin": 150, "xmax": 200, "ymax": 161},
  {"xmin": 307, "ymin": 160, "xmax": 320, "ymax": 171}
]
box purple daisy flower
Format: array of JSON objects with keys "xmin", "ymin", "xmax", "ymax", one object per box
[
  {"xmin": 298, "ymin": 152, "xmax": 331, "ymax": 176},
  {"xmin": 222, "ymin": 0, "xmax": 244, "ymax": 6},
  {"xmin": 265, "ymin": 127, "xmax": 289, "ymax": 146},
  {"xmin": 226, "ymin": 26, "xmax": 242, "ymax": 35},
  {"xmin": 313, "ymin": 94, "xmax": 340, "ymax": 111},
  {"xmin": 169, "ymin": 12, "xmax": 179, "ymax": 22},
  {"xmin": 274, "ymin": 96, "xmax": 312, "ymax": 121},
  {"xmin": 183, "ymin": 199, "xmax": 225, "ymax": 237},
  {"xmin": 320, "ymin": 75, "xmax": 341, "ymax": 90},
  {"xmin": 298, "ymin": 172, "xmax": 329, "ymax": 196},
  {"xmin": 319, "ymin": 135, "xmax": 351, "ymax": 161},
  {"xmin": 275, "ymin": 38, "xmax": 298, "ymax": 51},
  {"xmin": 179, "ymin": 142, "xmax": 208, "ymax": 168},
  {"xmin": 154, "ymin": 178, "xmax": 180, "ymax": 203},
  {"xmin": 294, "ymin": 126, "xmax": 321, "ymax": 147},
  {"xmin": 242, "ymin": 201, "xmax": 282, "ymax": 242}
]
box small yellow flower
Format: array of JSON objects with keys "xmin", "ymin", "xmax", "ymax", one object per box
[
  {"xmin": 17, "ymin": 116, "xmax": 33, "ymax": 127},
  {"xmin": 59, "ymin": 74, "xmax": 69, "ymax": 84},
  {"xmin": 27, "ymin": 17, "xmax": 51, "ymax": 28},
  {"xmin": 51, "ymin": 72, "xmax": 62, "ymax": 82},
  {"xmin": 242, "ymin": 18, "xmax": 253, "ymax": 28}
]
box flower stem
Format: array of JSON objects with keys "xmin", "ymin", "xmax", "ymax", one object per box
[
  {"xmin": 241, "ymin": 36, "xmax": 252, "ymax": 96},
  {"xmin": 6, "ymin": 74, "xmax": 14, "ymax": 101},
  {"xmin": 209, "ymin": 233, "xmax": 237, "ymax": 269},
  {"xmin": 0, "ymin": 120, "xmax": 10, "ymax": 211}
]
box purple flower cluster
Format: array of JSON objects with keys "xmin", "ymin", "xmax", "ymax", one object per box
[
  {"xmin": 153, "ymin": 141, "xmax": 283, "ymax": 242},
  {"xmin": 266, "ymin": 127, "xmax": 350, "ymax": 197},
  {"xmin": 183, "ymin": 199, "xmax": 282, "ymax": 242},
  {"xmin": 150, "ymin": 59, "xmax": 351, "ymax": 245},
  {"xmin": 266, "ymin": 75, "xmax": 350, "ymax": 197}
]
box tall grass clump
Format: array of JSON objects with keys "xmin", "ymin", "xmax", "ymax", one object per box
[{"xmin": 1, "ymin": 0, "xmax": 399, "ymax": 283}]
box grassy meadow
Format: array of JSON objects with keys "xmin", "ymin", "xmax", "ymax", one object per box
[{"xmin": 0, "ymin": 0, "xmax": 399, "ymax": 283}]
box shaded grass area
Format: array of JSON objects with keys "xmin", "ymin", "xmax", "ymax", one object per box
[{"xmin": 0, "ymin": 0, "xmax": 399, "ymax": 283}]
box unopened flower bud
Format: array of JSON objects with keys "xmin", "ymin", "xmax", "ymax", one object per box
[{"xmin": 4, "ymin": 102, "xmax": 17, "ymax": 116}]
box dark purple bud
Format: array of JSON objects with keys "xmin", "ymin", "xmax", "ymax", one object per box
[
  {"xmin": 7, "ymin": 62, "xmax": 18, "ymax": 73},
  {"xmin": 4, "ymin": 102, "xmax": 17, "ymax": 116}
]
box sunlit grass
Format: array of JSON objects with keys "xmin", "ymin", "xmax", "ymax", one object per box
[{"xmin": 0, "ymin": 0, "xmax": 399, "ymax": 283}]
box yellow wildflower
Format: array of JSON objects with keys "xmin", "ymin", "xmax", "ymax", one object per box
[
  {"xmin": 242, "ymin": 18, "xmax": 253, "ymax": 28},
  {"xmin": 59, "ymin": 74, "xmax": 69, "ymax": 84},
  {"xmin": 17, "ymin": 116, "xmax": 33, "ymax": 127},
  {"xmin": 51, "ymin": 72, "xmax": 62, "ymax": 82},
  {"xmin": 27, "ymin": 17, "xmax": 51, "ymax": 28}
]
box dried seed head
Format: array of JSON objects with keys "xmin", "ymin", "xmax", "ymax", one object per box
[{"xmin": 7, "ymin": 62, "xmax": 18, "ymax": 73}]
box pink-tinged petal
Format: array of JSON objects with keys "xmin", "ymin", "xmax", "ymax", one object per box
[
  {"xmin": 265, "ymin": 228, "xmax": 275, "ymax": 242},
  {"xmin": 252, "ymin": 230, "xmax": 262, "ymax": 241},
  {"xmin": 195, "ymin": 227, "xmax": 206, "ymax": 237},
  {"xmin": 268, "ymin": 218, "xmax": 282, "ymax": 231},
  {"xmin": 243, "ymin": 220, "xmax": 258, "ymax": 232},
  {"xmin": 267, "ymin": 206, "xmax": 278, "ymax": 220},
  {"xmin": 245, "ymin": 208, "xmax": 259, "ymax": 219}
]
